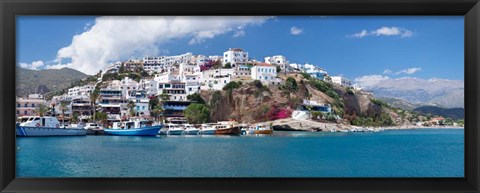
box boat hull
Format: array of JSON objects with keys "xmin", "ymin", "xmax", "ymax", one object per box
[
  {"xmin": 16, "ymin": 126, "xmax": 87, "ymax": 137},
  {"xmin": 184, "ymin": 130, "xmax": 200, "ymax": 135},
  {"xmin": 215, "ymin": 127, "xmax": 241, "ymax": 135},
  {"xmin": 167, "ymin": 130, "xmax": 184, "ymax": 135},
  {"xmin": 104, "ymin": 125, "xmax": 162, "ymax": 136},
  {"xmin": 254, "ymin": 129, "xmax": 273, "ymax": 134},
  {"xmin": 200, "ymin": 129, "xmax": 216, "ymax": 135}
]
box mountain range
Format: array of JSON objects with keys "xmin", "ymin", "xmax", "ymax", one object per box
[
  {"xmin": 363, "ymin": 77, "xmax": 464, "ymax": 108},
  {"xmin": 16, "ymin": 67, "xmax": 88, "ymax": 97}
]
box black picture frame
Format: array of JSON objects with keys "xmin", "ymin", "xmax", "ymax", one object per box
[{"xmin": 1, "ymin": 0, "xmax": 479, "ymax": 192}]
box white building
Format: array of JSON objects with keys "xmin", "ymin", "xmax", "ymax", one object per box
[
  {"xmin": 179, "ymin": 63, "xmax": 197, "ymax": 75},
  {"xmin": 289, "ymin": 63, "xmax": 305, "ymax": 71},
  {"xmin": 158, "ymin": 81, "xmax": 188, "ymax": 101},
  {"xmin": 16, "ymin": 94, "xmax": 47, "ymax": 117},
  {"xmin": 331, "ymin": 76, "xmax": 352, "ymax": 87},
  {"xmin": 265, "ymin": 55, "xmax": 290, "ymax": 72},
  {"xmin": 223, "ymin": 48, "xmax": 248, "ymax": 67},
  {"xmin": 200, "ymin": 74, "xmax": 231, "ymax": 90},
  {"xmin": 182, "ymin": 74, "xmax": 201, "ymax": 95},
  {"xmin": 143, "ymin": 52, "xmax": 193, "ymax": 72},
  {"xmin": 192, "ymin": 55, "xmax": 214, "ymax": 66},
  {"xmin": 251, "ymin": 63, "xmax": 279, "ymax": 85},
  {"xmin": 120, "ymin": 77, "xmax": 139, "ymax": 98},
  {"xmin": 67, "ymin": 84, "xmax": 95, "ymax": 97}
]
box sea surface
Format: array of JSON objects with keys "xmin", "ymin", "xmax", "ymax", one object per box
[{"xmin": 16, "ymin": 129, "xmax": 464, "ymax": 177}]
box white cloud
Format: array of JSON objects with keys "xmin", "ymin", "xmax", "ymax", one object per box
[
  {"xmin": 233, "ymin": 30, "xmax": 246, "ymax": 38},
  {"xmin": 396, "ymin": 67, "xmax": 422, "ymax": 75},
  {"xmin": 52, "ymin": 16, "xmax": 272, "ymax": 75},
  {"xmin": 354, "ymin": 75, "xmax": 390, "ymax": 87},
  {"xmin": 19, "ymin": 60, "xmax": 45, "ymax": 70},
  {"xmin": 45, "ymin": 63, "xmax": 71, "ymax": 70},
  {"xmin": 352, "ymin": 29, "xmax": 368, "ymax": 38},
  {"xmin": 290, "ymin": 26, "xmax": 303, "ymax": 35},
  {"xmin": 349, "ymin": 26, "xmax": 413, "ymax": 38},
  {"xmin": 383, "ymin": 69, "xmax": 393, "ymax": 74}
]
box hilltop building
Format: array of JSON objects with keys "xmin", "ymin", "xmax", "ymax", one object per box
[
  {"xmin": 331, "ymin": 76, "xmax": 352, "ymax": 87},
  {"xmin": 251, "ymin": 63, "xmax": 280, "ymax": 85},
  {"xmin": 223, "ymin": 48, "xmax": 248, "ymax": 67}
]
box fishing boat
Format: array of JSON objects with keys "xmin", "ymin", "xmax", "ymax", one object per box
[
  {"xmin": 16, "ymin": 116, "xmax": 87, "ymax": 137},
  {"xmin": 251, "ymin": 124, "xmax": 273, "ymax": 134},
  {"xmin": 199, "ymin": 124, "xmax": 216, "ymax": 135},
  {"xmin": 214, "ymin": 121, "xmax": 241, "ymax": 135},
  {"xmin": 104, "ymin": 120, "xmax": 162, "ymax": 136},
  {"xmin": 183, "ymin": 124, "xmax": 200, "ymax": 135}
]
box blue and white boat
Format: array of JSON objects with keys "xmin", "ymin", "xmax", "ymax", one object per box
[
  {"xmin": 16, "ymin": 116, "xmax": 87, "ymax": 137},
  {"xmin": 104, "ymin": 120, "xmax": 162, "ymax": 136},
  {"xmin": 199, "ymin": 124, "xmax": 216, "ymax": 135},
  {"xmin": 183, "ymin": 124, "xmax": 200, "ymax": 135}
]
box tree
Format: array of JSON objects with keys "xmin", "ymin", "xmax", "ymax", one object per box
[
  {"xmin": 95, "ymin": 112, "xmax": 108, "ymax": 126},
  {"xmin": 34, "ymin": 103, "xmax": 49, "ymax": 117},
  {"xmin": 148, "ymin": 96, "xmax": 160, "ymax": 110},
  {"xmin": 71, "ymin": 112, "xmax": 79, "ymax": 124},
  {"xmin": 187, "ymin": 93, "xmax": 206, "ymax": 104},
  {"xmin": 119, "ymin": 63, "xmax": 126, "ymax": 74},
  {"xmin": 253, "ymin": 80, "xmax": 263, "ymax": 89},
  {"xmin": 276, "ymin": 65, "xmax": 282, "ymax": 73},
  {"xmin": 89, "ymin": 88, "xmax": 100, "ymax": 122},
  {"xmin": 224, "ymin": 63, "xmax": 232, "ymax": 69},
  {"xmin": 159, "ymin": 93, "xmax": 170, "ymax": 102},
  {"xmin": 184, "ymin": 103, "xmax": 210, "ymax": 124},
  {"xmin": 59, "ymin": 101, "xmax": 69, "ymax": 127},
  {"xmin": 127, "ymin": 101, "xmax": 136, "ymax": 118},
  {"xmin": 151, "ymin": 106, "xmax": 164, "ymax": 123}
]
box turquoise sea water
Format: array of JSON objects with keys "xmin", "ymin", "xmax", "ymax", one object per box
[{"xmin": 16, "ymin": 129, "xmax": 464, "ymax": 177}]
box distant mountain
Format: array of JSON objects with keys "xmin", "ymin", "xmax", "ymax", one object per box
[
  {"xmin": 364, "ymin": 77, "xmax": 464, "ymax": 108},
  {"xmin": 16, "ymin": 68, "xmax": 88, "ymax": 97},
  {"xmin": 413, "ymin": 106, "xmax": 465, "ymax": 120},
  {"xmin": 378, "ymin": 97, "xmax": 420, "ymax": 111}
]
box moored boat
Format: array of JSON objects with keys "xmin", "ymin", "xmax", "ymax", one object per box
[
  {"xmin": 104, "ymin": 120, "xmax": 162, "ymax": 136},
  {"xmin": 183, "ymin": 124, "xmax": 200, "ymax": 135},
  {"xmin": 214, "ymin": 121, "xmax": 241, "ymax": 135},
  {"xmin": 16, "ymin": 116, "xmax": 87, "ymax": 137},
  {"xmin": 199, "ymin": 124, "xmax": 216, "ymax": 135},
  {"xmin": 252, "ymin": 124, "xmax": 273, "ymax": 134},
  {"xmin": 159, "ymin": 123, "xmax": 184, "ymax": 135}
]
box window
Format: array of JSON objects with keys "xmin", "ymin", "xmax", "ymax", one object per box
[
  {"xmin": 32, "ymin": 104, "xmax": 35, "ymax": 107},
  {"xmin": 24, "ymin": 104, "xmax": 27, "ymax": 107},
  {"xmin": 16, "ymin": 111, "xmax": 19, "ymax": 114},
  {"xmin": 17, "ymin": 103, "xmax": 20, "ymax": 107},
  {"xmin": 24, "ymin": 111, "xmax": 27, "ymax": 115}
]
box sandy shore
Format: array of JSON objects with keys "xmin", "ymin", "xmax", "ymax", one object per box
[{"xmin": 262, "ymin": 118, "xmax": 464, "ymax": 132}]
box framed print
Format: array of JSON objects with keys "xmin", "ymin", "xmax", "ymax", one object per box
[{"xmin": 1, "ymin": 0, "xmax": 479, "ymax": 192}]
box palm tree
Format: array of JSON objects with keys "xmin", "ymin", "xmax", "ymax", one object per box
[
  {"xmin": 127, "ymin": 101, "xmax": 136, "ymax": 118},
  {"xmin": 34, "ymin": 103, "xmax": 49, "ymax": 117},
  {"xmin": 151, "ymin": 105, "xmax": 164, "ymax": 123},
  {"xmin": 71, "ymin": 112, "xmax": 79, "ymax": 124},
  {"xmin": 89, "ymin": 89, "xmax": 100, "ymax": 122},
  {"xmin": 59, "ymin": 101, "xmax": 69, "ymax": 127}
]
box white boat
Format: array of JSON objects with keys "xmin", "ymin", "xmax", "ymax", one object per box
[
  {"xmin": 159, "ymin": 123, "xmax": 185, "ymax": 135},
  {"xmin": 183, "ymin": 124, "xmax": 200, "ymax": 135},
  {"xmin": 16, "ymin": 116, "xmax": 87, "ymax": 137},
  {"xmin": 199, "ymin": 124, "xmax": 216, "ymax": 135}
]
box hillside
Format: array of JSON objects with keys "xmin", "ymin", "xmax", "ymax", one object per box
[
  {"xmin": 198, "ymin": 73, "xmax": 393, "ymax": 127},
  {"xmin": 16, "ymin": 67, "xmax": 89, "ymax": 97},
  {"xmin": 413, "ymin": 106, "xmax": 465, "ymax": 120}
]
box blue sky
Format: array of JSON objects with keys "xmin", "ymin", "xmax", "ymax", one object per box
[{"xmin": 17, "ymin": 16, "xmax": 464, "ymax": 84}]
